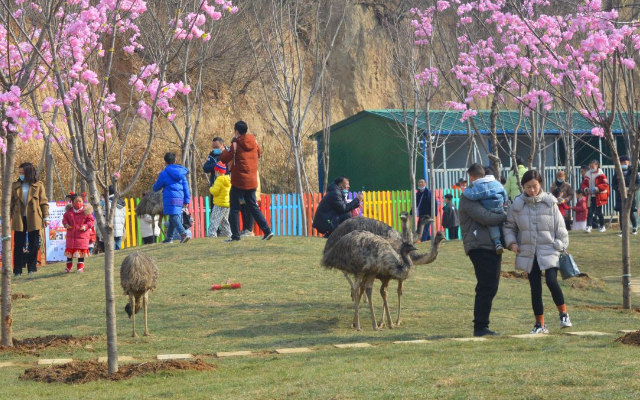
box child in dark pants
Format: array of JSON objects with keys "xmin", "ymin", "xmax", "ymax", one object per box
[{"xmin": 442, "ymin": 194, "xmax": 460, "ymax": 240}]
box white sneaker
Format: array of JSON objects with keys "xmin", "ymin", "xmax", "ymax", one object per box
[
  {"xmin": 530, "ymin": 323, "xmax": 549, "ymax": 334},
  {"xmin": 585, "ymin": 226, "xmax": 592, "ymax": 233},
  {"xmin": 560, "ymin": 313, "xmax": 572, "ymax": 329},
  {"xmin": 619, "ymin": 231, "xmax": 623, "ymax": 237},
  {"xmin": 633, "ymin": 228, "xmax": 638, "ymax": 235},
  {"xmin": 599, "ymin": 226, "xmax": 606, "ymax": 233}
]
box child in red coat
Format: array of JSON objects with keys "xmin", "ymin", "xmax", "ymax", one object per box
[
  {"xmin": 572, "ymin": 191, "xmax": 588, "ymax": 231},
  {"xmin": 62, "ymin": 194, "xmax": 95, "ymax": 273}
]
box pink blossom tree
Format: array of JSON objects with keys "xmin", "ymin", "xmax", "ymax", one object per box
[
  {"xmin": 414, "ymin": 0, "xmax": 640, "ymax": 307},
  {"xmin": 0, "ymin": 0, "xmax": 234, "ymax": 373}
]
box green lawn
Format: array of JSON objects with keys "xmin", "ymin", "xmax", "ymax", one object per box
[{"xmin": 1, "ymin": 231, "xmax": 640, "ymax": 399}]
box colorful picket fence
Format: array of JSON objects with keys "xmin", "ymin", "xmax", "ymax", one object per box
[{"xmin": 117, "ymin": 189, "xmax": 460, "ymax": 249}]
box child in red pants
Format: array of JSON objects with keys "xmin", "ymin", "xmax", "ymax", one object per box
[{"xmin": 62, "ymin": 194, "xmax": 95, "ymax": 273}]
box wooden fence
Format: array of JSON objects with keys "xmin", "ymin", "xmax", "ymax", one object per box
[{"xmin": 119, "ymin": 189, "xmax": 459, "ymax": 249}]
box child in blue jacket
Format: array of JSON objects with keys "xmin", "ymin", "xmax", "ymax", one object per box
[
  {"xmin": 462, "ymin": 164, "xmax": 508, "ymax": 254},
  {"xmin": 152, "ymin": 152, "xmax": 191, "ymax": 244}
]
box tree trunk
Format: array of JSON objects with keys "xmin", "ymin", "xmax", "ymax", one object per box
[
  {"xmin": 292, "ymin": 144, "xmax": 308, "ymax": 236},
  {"xmin": 1, "ymin": 134, "xmax": 17, "ymax": 347},
  {"xmin": 45, "ymin": 144, "xmax": 54, "ymax": 200}
]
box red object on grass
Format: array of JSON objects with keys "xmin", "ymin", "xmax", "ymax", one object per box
[{"xmin": 211, "ymin": 282, "xmax": 242, "ymax": 290}]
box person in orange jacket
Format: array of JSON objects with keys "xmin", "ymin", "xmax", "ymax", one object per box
[{"xmin": 580, "ymin": 159, "xmax": 610, "ymax": 233}]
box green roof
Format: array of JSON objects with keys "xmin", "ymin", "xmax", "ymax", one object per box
[{"xmin": 313, "ymin": 109, "xmax": 632, "ymax": 138}]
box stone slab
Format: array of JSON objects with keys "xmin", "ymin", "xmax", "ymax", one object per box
[
  {"xmin": 334, "ymin": 343, "xmax": 372, "ymax": 349},
  {"xmin": 274, "ymin": 348, "xmax": 313, "ymax": 355},
  {"xmin": 216, "ymin": 351, "xmax": 253, "ymax": 357},
  {"xmin": 0, "ymin": 362, "xmax": 16, "ymax": 368},
  {"xmin": 393, "ymin": 340, "xmax": 431, "ymax": 344},
  {"xmin": 511, "ymin": 334, "xmax": 551, "ymax": 339},
  {"xmin": 38, "ymin": 358, "xmax": 73, "ymax": 365},
  {"xmin": 157, "ymin": 354, "xmax": 193, "ymax": 360},
  {"xmin": 618, "ymin": 330, "xmax": 639, "ymax": 334},
  {"xmin": 98, "ymin": 356, "xmax": 134, "ymax": 363},
  {"xmin": 450, "ymin": 337, "xmax": 488, "ymax": 342},
  {"xmin": 564, "ymin": 331, "xmax": 611, "ymax": 336}
]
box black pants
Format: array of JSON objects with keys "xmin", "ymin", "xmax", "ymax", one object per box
[
  {"xmin": 229, "ymin": 187, "xmax": 271, "ymax": 240},
  {"xmin": 447, "ymin": 227, "xmax": 459, "ymax": 240},
  {"xmin": 240, "ymin": 203, "xmax": 254, "ymax": 232},
  {"xmin": 142, "ymin": 236, "xmax": 157, "ymax": 245},
  {"xmin": 587, "ymin": 198, "xmax": 604, "ymax": 228},
  {"xmin": 13, "ymin": 217, "xmax": 40, "ymax": 275},
  {"xmin": 468, "ymin": 249, "xmax": 502, "ymax": 331},
  {"xmin": 619, "ymin": 212, "xmax": 638, "ymax": 229},
  {"xmin": 527, "ymin": 258, "xmax": 565, "ymax": 316}
]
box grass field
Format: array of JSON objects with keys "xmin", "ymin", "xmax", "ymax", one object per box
[{"xmin": 1, "ymin": 231, "xmax": 640, "ymax": 399}]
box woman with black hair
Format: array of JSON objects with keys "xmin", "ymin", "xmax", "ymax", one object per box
[{"xmin": 10, "ymin": 162, "xmax": 49, "ymax": 276}]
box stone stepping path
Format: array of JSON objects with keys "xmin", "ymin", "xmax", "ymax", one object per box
[
  {"xmin": 97, "ymin": 356, "xmax": 134, "ymax": 363},
  {"xmin": 38, "ymin": 358, "xmax": 73, "ymax": 365},
  {"xmin": 393, "ymin": 339, "xmax": 431, "ymax": 344},
  {"xmin": 157, "ymin": 354, "xmax": 193, "ymax": 360},
  {"xmin": 216, "ymin": 351, "xmax": 254, "ymax": 358},
  {"xmin": 618, "ymin": 330, "xmax": 638, "ymax": 334},
  {"xmin": 334, "ymin": 343, "xmax": 372, "ymax": 349},
  {"xmin": 564, "ymin": 331, "xmax": 611, "ymax": 336},
  {"xmin": 18, "ymin": 330, "xmax": 625, "ymax": 367},
  {"xmin": 0, "ymin": 362, "xmax": 17, "ymax": 368},
  {"xmin": 275, "ymin": 347, "xmax": 313, "ymax": 355},
  {"xmin": 510, "ymin": 334, "xmax": 551, "ymax": 339},
  {"xmin": 451, "ymin": 337, "xmax": 487, "ymax": 342}
]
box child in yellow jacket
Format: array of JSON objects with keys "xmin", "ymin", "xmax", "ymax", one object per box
[{"xmin": 207, "ymin": 162, "xmax": 232, "ymax": 237}]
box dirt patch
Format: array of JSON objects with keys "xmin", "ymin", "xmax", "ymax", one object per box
[
  {"xmin": 578, "ymin": 305, "xmax": 640, "ymax": 314},
  {"xmin": 11, "ymin": 293, "xmax": 30, "ymax": 300},
  {"xmin": 20, "ymin": 359, "xmax": 216, "ymax": 384},
  {"xmin": 501, "ymin": 271, "xmax": 528, "ymax": 279},
  {"xmin": 615, "ymin": 331, "xmax": 640, "ymax": 346},
  {"xmin": 568, "ymin": 274, "xmax": 605, "ymax": 290},
  {"xmin": 0, "ymin": 335, "xmax": 98, "ymax": 354}
]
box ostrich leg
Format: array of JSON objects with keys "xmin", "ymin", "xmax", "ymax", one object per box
[
  {"xmin": 378, "ymin": 277, "xmax": 393, "ymax": 329},
  {"xmin": 396, "ymin": 280, "xmax": 404, "ymax": 327},
  {"xmin": 129, "ymin": 294, "xmax": 138, "ymax": 338},
  {"xmin": 352, "ymin": 278, "xmax": 364, "ymax": 331},
  {"xmin": 364, "ymin": 276, "xmax": 380, "ymax": 331},
  {"xmin": 143, "ymin": 291, "xmax": 150, "ymax": 336},
  {"xmin": 343, "ymin": 271, "xmax": 357, "ymax": 301}
]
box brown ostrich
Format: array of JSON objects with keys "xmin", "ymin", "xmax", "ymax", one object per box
[
  {"xmin": 135, "ymin": 191, "xmax": 163, "ymax": 235},
  {"xmin": 322, "ymin": 230, "xmax": 417, "ymax": 331},
  {"xmin": 120, "ymin": 251, "xmax": 159, "ymax": 337}
]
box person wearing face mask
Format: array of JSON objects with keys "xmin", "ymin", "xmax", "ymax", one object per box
[
  {"xmin": 549, "ymin": 171, "xmax": 574, "ymax": 230},
  {"xmin": 504, "ymin": 170, "xmax": 571, "ymax": 334},
  {"xmin": 10, "ymin": 162, "xmax": 49, "ymax": 277},
  {"xmin": 312, "ymin": 176, "xmax": 363, "ymax": 237},
  {"xmin": 62, "ymin": 194, "xmax": 94, "ymax": 273},
  {"xmin": 580, "ymin": 159, "xmax": 609, "ymax": 233},
  {"xmin": 612, "ymin": 155, "xmax": 640, "ymax": 236}
]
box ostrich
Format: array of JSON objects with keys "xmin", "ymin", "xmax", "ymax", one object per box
[
  {"xmin": 120, "ymin": 251, "xmax": 159, "ymax": 337},
  {"xmin": 323, "ymin": 213, "xmax": 446, "ymax": 328},
  {"xmin": 135, "ymin": 191, "xmax": 163, "ymax": 235},
  {"xmin": 322, "ymin": 230, "xmax": 417, "ymax": 331}
]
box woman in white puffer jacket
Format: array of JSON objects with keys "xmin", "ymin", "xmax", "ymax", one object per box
[{"xmin": 504, "ymin": 170, "xmax": 572, "ymax": 335}]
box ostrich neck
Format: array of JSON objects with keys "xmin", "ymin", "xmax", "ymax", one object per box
[
  {"xmin": 400, "ymin": 248, "xmax": 414, "ymax": 269},
  {"xmin": 410, "ymin": 240, "xmax": 441, "ymax": 265}
]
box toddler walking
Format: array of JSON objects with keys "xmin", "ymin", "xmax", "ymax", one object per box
[
  {"xmin": 462, "ymin": 164, "xmax": 508, "ymax": 253},
  {"xmin": 208, "ymin": 162, "xmax": 232, "ymax": 237},
  {"xmin": 62, "ymin": 194, "xmax": 95, "ymax": 273}
]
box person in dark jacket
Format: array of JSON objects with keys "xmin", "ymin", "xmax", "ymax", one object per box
[
  {"xmin": 442, "ymin": 194, "xmax": 460, "ymax": 240},
  {"xmin": 613, "ymin": 155, "xmax": 640, "ymax": 235},
  {"xmin": 203, "ymin": 137, "xmax": 229, "ymax": 186},
  {"xmin": 219, "ymin": 120, "xmax": 273, "ymax": 241},
  {"xmin": 152, "ymin": 152, "xmax": 191, "ymax": 244},
  {"xmin": 415, "ymin": 179, "xmax": 437, "ymax": 242},
  {"xmin": 459, "ymin": 165, "xmax": 508, "ymax": 337},
  {"xmin": 312, "ymin": 176, "xmax": 363, "ymax": 236}
]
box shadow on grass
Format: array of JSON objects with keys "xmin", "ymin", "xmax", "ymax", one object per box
[{"xmin": 211, "ymin": 318, "xmax": 341, "ymax": 338}]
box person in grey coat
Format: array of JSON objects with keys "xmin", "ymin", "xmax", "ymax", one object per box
[
  {"xmin": 459, "ymin": 165, "xmax": 509, "ymax": 337},
  {"xmin": 503, "ymin": 170, "xmax": 572, "ymax": 335}
]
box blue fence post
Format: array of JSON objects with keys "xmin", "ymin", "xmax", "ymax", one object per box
[{"xmin": 205, "ymin": 196, "xmax": 210, "ymax": 234}]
